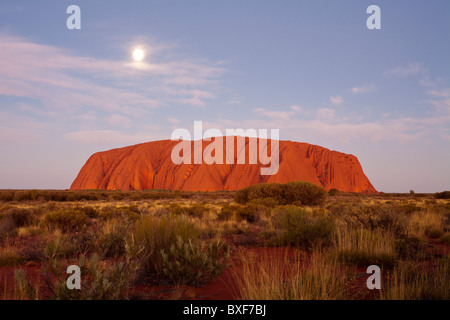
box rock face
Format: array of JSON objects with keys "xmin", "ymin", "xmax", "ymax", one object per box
[{"xmin": 70, "ymin": 137, "xmax": 377, "ymax": 193}]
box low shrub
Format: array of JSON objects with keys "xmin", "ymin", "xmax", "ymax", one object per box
[
  {"xmin": 160, "ymin": 236, "xmax": 230, "ymax": 286},
  {"xmin": 217, "ymin": 204, "xmax": 240, "ymax": 221},
  {"xmin": 41, "ymin": 209, "xmax": 89, "ymax": 232},
  {"xmin": 439, "ymin": 233, "xmax": 450, "ymax": 245},
  {"xmin": 268, "ymin": 206, "xmax": 334, "ymax": 250},
  {"xmin": 248, "ymin": 197, "xmax": 278, "ymax": 208},
  {"xmin": 42, "ymin": 254, "xmax": 133, "ymax": 300},
  {"xmin": 424, "ymin": 226, "xmax": 444, "ymax": 239},
  {"xmin": 394, "ymin": 237, "xmax": 428, "ymax": 260},
  {"xmin": 1, "ymin": 207, "xmax": 36, "ymax": 228},
  {"xmin": 235, "ymin": 204, "xmax": 268, "ymax": 223},
  {"xmin": 235, "ymin": 181, "xmax": 327, "ymax": 206},
  {"xmin": 435, "ymin": 191, "xmax": 450, "ymax": 199},
  {"xmin": 133, "ymin": 215, "xmax": 229, "ymax": 285},
  {"xmin": 96, "ymin": 230, "xmax": 126, "ymax": 258},
  {"xmin": 168, "ymin": 204, "xmax": 210, "ymax": 218},
  {"xmin": 0, "ymin": 247, "xmax": 25, "ymax": 267},
  {"xmin": 43, "ymin": 234, "xmax": 78, "ymax": 260},
  {"xmin": 328, "ymin": 188, "xmax": 339, "ymax": 196}
]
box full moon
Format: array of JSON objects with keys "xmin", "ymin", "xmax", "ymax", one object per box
[{"xmin": 132, "ymin": 48, "xmax": 145, "ymax": 61}]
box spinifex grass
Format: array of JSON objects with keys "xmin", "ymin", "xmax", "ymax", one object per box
[
  {"xmin": 332, "ymin": 226, "xmax": 398, "ymax": 269},
  {"xmin": 233, "ymin": 250, "xmax": 347, "ymax": 300}
]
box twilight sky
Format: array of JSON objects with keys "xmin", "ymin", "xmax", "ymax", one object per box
[{"xmin": 0, "ymin": 0, "xmax": 449, "ymax": 192}]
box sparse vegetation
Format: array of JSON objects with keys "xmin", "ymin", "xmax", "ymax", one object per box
[
  {"xmin": 235, "ymin": 181, "xmax": 327, "ymax": 206},
  {"xmin": 0, "ymin": 188, "xmax": 448, "ymax": 300}
]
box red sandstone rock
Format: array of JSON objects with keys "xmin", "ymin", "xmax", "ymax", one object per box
[{"xmin": 70, "ymin": 137, "xmax": 377, "ymax": 193}]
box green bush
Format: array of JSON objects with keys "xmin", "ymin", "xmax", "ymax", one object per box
[
  {"xmin": 439, "ymin": 233, "xmax": 450, "ymax": 245},
  {"xmin": 235, "ymin": 204, "xmax": 265, "ymax": 223},
  {"xmin": 168, "ymin": 204, "xmax": 209, "ymax": 218},
  {"xmin": 1, "ymin": 207, "xmax": 36, "ymax": 228},
  {"xmin": 394, "ymin": 237, "xmax": 428, "ymax": 260},
  {"xmin": 217, "ymin": 204, "xmax": 238, "ymax": 221},
  {"xmin": 96, "ymin": 231, "xmax": 126, "ymax": 258},
  {"xmin": 268, "ymin": 206, "xmax": 334, "ymax": 249},
  {"xmin": 435, "ymin": 191, "xmax": 450, "ymax": 199},
  {"xmin": 41, "ymin": 209, "xmax": 89, "ymax": 232},
  {"xmin": 328, "ymin": 188, "xmax": 339, "ymax": 196},
  {"xmin": 43, "ymin": 235, "xmax": 78, "ymax": 260},
  {"xmin": 248, "ymin": 197, "xmax": 278, "ymax": 208},
  {"xmin": 425, "ymin": 226, "xmax": 444, "ymax": 239},
  {"xmin": 133, "ymin": 215, "xmax": 198, "ymax": 276},
  {"xmin": 0, "ymin": 191, "xmax": 14, "ymax": 202},
  {"xmin": 328, "ymin": 202, "xmax": 408, "ymax": 238},
  {"xmin": 45, "ymin": 254, "xmax": 132, "ymax": 300},
  {"xmin": 235, "ymin": 181, "xmax": 327, "ymax": 206},
  {"xmin": 159, "ymin": 236, "xmax": 230, "ymax": 286},
  {"xmin": 0, "ymin": 249, "xmax": 25, "ymax": 267},
  {"xmin": 133, "ymin": 215, "xmax": 229, "ymax": 285}
]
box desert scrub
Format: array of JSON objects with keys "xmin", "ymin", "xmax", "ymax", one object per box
[
  {"xmin": 235, "ymin": 204, "xmax": 269, "ymax": 223},
  {"xmin": 332, "ymin": 227, "xmax": 397, "ymax": 269},
  {"xmin": 95, "ymin": 221, "xmax": 126, "ymax": 258},
  {"xmin": 235, "ymin": 181, "xmax": 327, "ymax": 206},
  {"xmin": 0, "ymin": 207, "xmax": 40, "ymax": 240},
  {"xmin": 218, "ymin": 221, "xmax": 251, "ymax": 236},
  {"xmin": 41, "ymin": 209, "xmax": 89, "ymax": 232},
  {"xmin": 328, "ymin": 188, "xmax": 340, "ymax": 196},
  {"xmin": 381, "ymin": 257, "xmax": 450, "ymax": 300},
  {"xmin": 267, "ymin": 206, "xmax": 334, "ymax": 250},
  {"xmin": 17, "ymin": 225, "xmax": 43, "ymax": 237},
  {"xmin": 133, "ymin": 215, "xmax": 198, "ymax": 275},
  {"xmin": 159, "ymin": 236, "xmax": 230, "ymax": 286},
  {"xmin": 98, "ymin": 206, "xmax": 140, "ymax": 221},
  {"xmin": 393, "ymin": 236, "xmax": 428, "ymax": 260},
  {"xmin": 168, "ymin": 203, "xmax": 210, "ymax": 218},
  {"xmin": 439, "ymin": 233, "xmax": 450, "ymax": 245},
  {"xmin": 133, "ymin": 215, "xmax": 230, "ymax": 285},
  {"xmin": 248, "ymin": 197, "xmax": 279, "ymax": 208},
  {"xmin": 40, "ymin": 254, "xmax": 133, "ymax": 300},
  {"xmin": 328, "ymin": 202, "xmax": 408, "ymax": 238},
  {"xmin": 14, "ymin": 269, "xmax": 40, "ymax": 300},
  {"xmin": 217, "ymin": 204, "xmax": 240, "ymax": 221},
  {"xmin": 408, "ymin": 209, "xmax": 445, "ymax": 239},
  {"xmin": 434, "ymin": 191, "xmax": 450, "ymax": 199},
  {"xmin": 234, "ymin": 251, "xmax": 346, "ymax": 300},
  {"xmin": 1, "ymin": 207, "xmax": 37, "ymax": 227},
  {"xmin": 0, "ymin": 246, "xmax": 25, "ymax": 266},
  {"xmin": 43, "ymin": 232, "xmax": 78, "ymax": 260}
]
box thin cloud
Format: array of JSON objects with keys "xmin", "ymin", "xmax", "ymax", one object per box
[
  {"xmin": 64, "ymin": 129, "xmax": 166, "ymax": 145},
  {"xmin": 385, "ymin": 62, "xmax": 427, "ymax": 77},
  {"xmin": 352, "ymin": 84, "xmax": 375, "ymax": 94},
  {"xmin": 0, "ymin": 31, "xmax": 224, "ymax": 114},
  {"xmin": 330, "ymin": 96, "xmax": 344, "ymax": 106}
]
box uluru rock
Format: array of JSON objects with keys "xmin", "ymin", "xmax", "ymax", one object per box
[{"xmin": 70, "ymin": 137, "xmax": 377, "ymax": 193}]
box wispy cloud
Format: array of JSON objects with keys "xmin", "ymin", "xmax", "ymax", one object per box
[
  {"xmin": 317, "ymin": 108, "xmax": 336, "ymax": 120},
  {"xmin": 330, "ymin": 96, "xmax": 344, "ymax": 106},
  {"xmin": 245, "ymin": 101, "xmax": 450, "ymax": 144},
  {"xmin": 64, "ymin": 129, "xmax": 167, "ymax": 145},
  {"xmin": 0, "ymin": 33, "xmax": 224, "ymax": 111},
  {"xmin": 254, "ymin": 105, "xmax": 303, "ymax": 120},
  {"xmin": 385, "ymin": 62, "xmax": 427, "ymax": 77},
  {"xmin": 0, "ymin": 31, "xmax": 226, "ymax": 143},
  {"xmin": 352, "ymin": 84, "xmax": 375, "ymax": 94}
]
